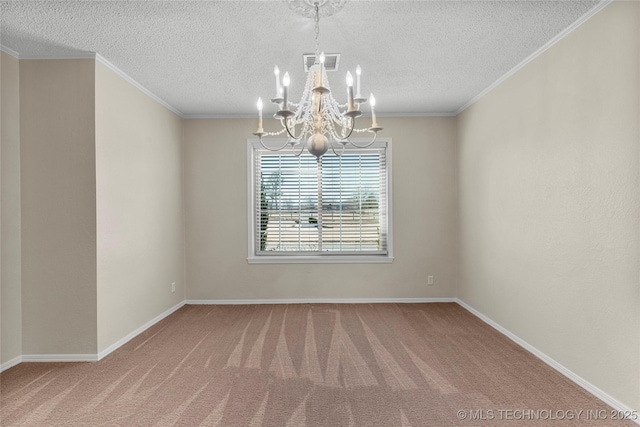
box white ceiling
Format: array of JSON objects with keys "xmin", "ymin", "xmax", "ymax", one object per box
[{"xmin": 1, "ymin": 0, "xmax": 602, "ymax": 117}]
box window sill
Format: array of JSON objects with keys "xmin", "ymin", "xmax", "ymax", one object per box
[{"xmin": 247, "ymin": 255, "xmax": 394, "ymax": 264}]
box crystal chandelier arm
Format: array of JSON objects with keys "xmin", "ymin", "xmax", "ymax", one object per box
[
  {"xmin": 329, "ymin": 141, "xmax": 346, "ymax": 157},
  {"xmin": 284, "ymin": 117, "xmax": 304, "ymax": 140},
  {"xmin": 344, "ymin": 130, "xmax": 379, "ymax": 149},
  {"xmin": 325, "ymin": 117, "xmax": 346, "ymax": 142},
  {"xmin": 292, "ymin": 140, "xmax": 306, "ymax": 157},
  {"xmin": 257, "ymin": 136, "xmax": 294, "ymax": 152}
]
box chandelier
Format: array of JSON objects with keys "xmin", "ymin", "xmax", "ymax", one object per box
[{"xmin": 253, "ymin": 0, "xmax": 382, "ymax": 159}]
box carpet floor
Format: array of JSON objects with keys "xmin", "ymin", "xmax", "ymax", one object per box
[{"xmin": 0, "ymin": 303, "xmax": 635, "ymax": 426}]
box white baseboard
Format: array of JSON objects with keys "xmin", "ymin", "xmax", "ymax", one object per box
[
  {"xmin": 0, "ymin": 355, "xmax": 23, "ymax": 372},
  {"xmin": 3, "ymin": 354, "xmax": 100, "ymax": 371},
  {"xmin": 22, "ymin": 354, "xmax": 99, "ymax": 363},
  {"xmin": 455, "ymin": 298, "xmax": 640, "ymax": 424},
  {"xmin": 97, "ymin": 300, "xmax": 185, "ymax": 360},
  {"xmin": 1, "ymin": 298, "xmax": 447, "ymax": 372},
  {"xmin": 185, "ymin": 297, "xmax": 456, "ymax": 305},
  {"xmin": 3, "ymin": 296, "xmax": 637, "ymax": 422},
  {"xmin": 0, "ymin": 301, "xmax": 186, "ymax": 372}
]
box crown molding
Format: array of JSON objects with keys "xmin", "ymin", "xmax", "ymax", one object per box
[
  {"xmin": 455, "ymin": 0, "xmax": 613, "ymax": 115},
  {"xmin": 94, "ymin": 53, "xmax": 184, "ymax": 118},
  {"xmin": 184, "ymin": 111, "xmax": 456, "ymax": 120},
  {"xmin": 0, "ymin": 46, "xmax": 185, "ymax": 118},
  {"xmin": 0, "ymin": 45, "xmax": 20, "ymax": 58},
  {"xmin": 377, "ymin": 112, "xmax": 456, "ymax": 118},
  {"xmin": 184, "ymin": 114, "xmax": 257, "ymax": 119},
  {"xmin": 17, "ymin": 51, "xmax": 96, "ymax": 60}
]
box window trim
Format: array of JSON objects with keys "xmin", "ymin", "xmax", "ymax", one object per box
[{"xmin": 247, "ymin": 137, "xmax": 394, "ymax": 264}]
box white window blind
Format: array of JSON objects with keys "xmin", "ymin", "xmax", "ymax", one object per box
[{"xmin": 252, "ymin": 141, "xmax": 389, "ymax": 258}]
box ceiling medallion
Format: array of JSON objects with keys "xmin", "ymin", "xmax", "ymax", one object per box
[{"xmin": 286, "ymin": 0, "xmax": 347, "ymax": 19}]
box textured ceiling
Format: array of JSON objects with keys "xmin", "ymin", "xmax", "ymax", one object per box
[{"xmin": 1, "ymin": 0, "xmax": 602, "ymax": 117}]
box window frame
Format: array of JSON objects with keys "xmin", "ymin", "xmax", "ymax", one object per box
[{"xmin": 247, "ymin": 137, "xmax": 393, "ymax": 264}]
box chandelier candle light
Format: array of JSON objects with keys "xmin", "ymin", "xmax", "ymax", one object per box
[{"xmin": 253, "ymin": 0, "xmax": 382, "ymax": 159}]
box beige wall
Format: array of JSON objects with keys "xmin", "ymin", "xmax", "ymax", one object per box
[
  {"xmin": 1, "ymin": 51, "xmax": 22, "ymax": 364},
  {"xmin": 95, "ymin": 62, "xmax": 185, "ymax": 353},
  {"xmin": 20, "ymin": 59, "xmax": 97, "ymax": 355},
  {"xmin": 4, "ymin": 1, "xmax": 637, "ymax": 412},
  {"xmin": 8, "ymin": 57, "xmax": 185, "ymax": 358},
  {"xmin": 184, "ymin": 117, "xmax": 458, "ymax": 300},
  {"xmin": 458, "ymin": 0, "xmax": 639, "ymax": 411}
]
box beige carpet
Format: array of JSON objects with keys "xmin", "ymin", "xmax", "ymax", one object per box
[{"xmin": 0, "ymin": 303, "xmax": 634, "ymax": 426}]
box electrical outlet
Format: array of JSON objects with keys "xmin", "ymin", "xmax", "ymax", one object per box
[
  {"xmin": 427, "ymin": 276, "xmax": 434, "ymax": 286},
  {"xmin": 171, "ymin": 282, "xmax": 176, "ymax": 293}
]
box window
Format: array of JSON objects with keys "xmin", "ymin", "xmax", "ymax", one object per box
[{"xmin": 247, "ymin": 138, "xmax": 393, "ymax": 263}]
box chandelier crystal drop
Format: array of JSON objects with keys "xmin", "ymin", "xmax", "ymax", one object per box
[{"xmin": 253, "ymin": 0, "xmax": 382, "ymax": 159}]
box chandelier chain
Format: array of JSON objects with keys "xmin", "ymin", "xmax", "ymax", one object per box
[{"xmin": 314, "ymin": 2, "xmax": 320, "ymax": 57}]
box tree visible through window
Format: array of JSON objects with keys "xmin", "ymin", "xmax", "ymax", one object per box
[{"xmin": 251, "ymin": 140, "xmax": 389, "ymax": 258}]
